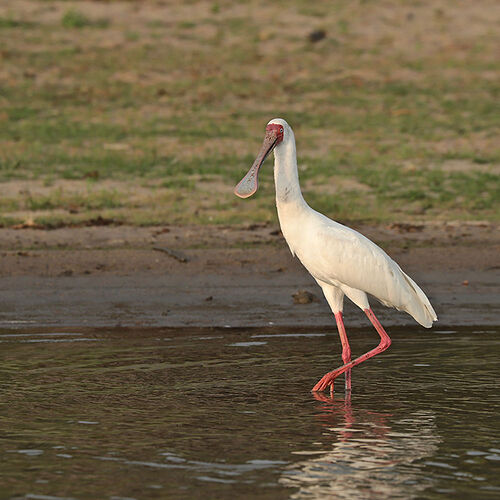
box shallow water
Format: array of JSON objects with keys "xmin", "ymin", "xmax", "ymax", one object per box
[{"xmin": 1, "ymin": 326, "xmax": 499, "ymax": 499}]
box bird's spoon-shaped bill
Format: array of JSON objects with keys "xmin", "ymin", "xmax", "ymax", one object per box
[{"xmin": 234, "ymin": 130, "xmax": 278, "ymax": 198}]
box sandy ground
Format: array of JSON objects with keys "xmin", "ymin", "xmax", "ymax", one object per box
[{"xmin": 0, "ymin": 222, "xmax": 498, "ymax": 329}]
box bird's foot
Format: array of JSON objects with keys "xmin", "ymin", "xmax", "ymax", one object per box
[{"xmin": 312, "ymin": 368, "xmax": 342, "ymax": 393}]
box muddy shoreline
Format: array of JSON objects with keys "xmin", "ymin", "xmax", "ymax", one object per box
[{"xmin": 0, "ymin": 222, "xmax": 498, "ymax": 329}]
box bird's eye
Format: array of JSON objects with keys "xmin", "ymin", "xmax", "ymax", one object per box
[{"xmin": 280, "ymin": 128, "xmax": 283, "ymax": 133}]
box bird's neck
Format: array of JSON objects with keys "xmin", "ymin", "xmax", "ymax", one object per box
[{"xmin": 273, "ymin": 137, "xmax": 307, "ymax": 211}]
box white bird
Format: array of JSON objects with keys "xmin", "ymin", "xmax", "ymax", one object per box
[{"xmin": 234, "ymin": 118, "xmax": 437, "ymax": 394}]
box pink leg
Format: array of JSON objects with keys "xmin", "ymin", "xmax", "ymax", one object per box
[
  {"xmin": 312, "ymin": 308, "xmax": 392, "ymax": 393},
  {"xmin": 334, "ymin": 312, "xmax": 352, "ymax": 392}
]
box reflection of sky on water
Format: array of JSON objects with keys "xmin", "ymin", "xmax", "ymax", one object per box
[
  {"xmin": 280, "ymin": 394, "xmax": 440, "ymax": 499},
  {"xmin": 2, "ymin": 327, "xmax": 498, "ymax": 498}
]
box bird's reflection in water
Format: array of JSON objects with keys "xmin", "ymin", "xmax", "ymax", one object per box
[{"xmin": 280, "ymin": 393, "xmax": 440, "ymax": 499}]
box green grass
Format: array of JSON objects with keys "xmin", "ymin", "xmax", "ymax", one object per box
[
  {"xmin": 61, "ymin": 9, "xmax": 109, "ymax": 29},
  {"xmin": 24, "ymin": 188, "xmax": 124, "ymax": 211},
  {"xmin": 0, "ymin": 16, "xmax": 35, "ymax": 29},
  {"xmin": 0, "ymin": 0, "xmax": 498, "ymax": 227}
]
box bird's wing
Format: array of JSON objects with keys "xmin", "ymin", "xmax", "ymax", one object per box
[
  {"xmin": 304, "ymin": 219, "xmax": 436, "ymax": 327},
  {"xmin": 310, "ymin": 222, "xmax": 397, "ymax": 294}
]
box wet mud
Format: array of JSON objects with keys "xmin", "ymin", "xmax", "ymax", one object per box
[{"xmin": 0, "ymin": 224, "xmax": 498, "ymax": 329}]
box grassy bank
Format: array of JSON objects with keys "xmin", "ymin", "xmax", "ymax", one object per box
[{"xmin": 0, "ymin": 0, "xmax": 499, "ymax": 227}]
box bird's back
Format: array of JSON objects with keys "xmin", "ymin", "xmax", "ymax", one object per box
[{"xmin": 281, "ymin": 206, "xmax": 437, "ymax": 327}]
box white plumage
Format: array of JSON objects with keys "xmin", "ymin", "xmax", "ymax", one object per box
[
  {"xmin": 235, "ymin": 118, "xmax": 437, "ymax": 393},
  {"xmin": 282, "ymin": 210, "xmax": 437, "ymax": 328}
]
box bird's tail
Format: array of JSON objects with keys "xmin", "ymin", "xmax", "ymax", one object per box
[{"xmin": 400, "ymin": 270, "xmax": 437, "ymax": 328}]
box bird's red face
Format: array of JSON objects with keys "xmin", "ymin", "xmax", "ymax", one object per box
[
  {"xmin": 265, "ymin": 123, "xmax": 284, "ymax": 143},
  {"xmin": 234, "ymin": 123, "xmax": 284, "ymax": 198}
]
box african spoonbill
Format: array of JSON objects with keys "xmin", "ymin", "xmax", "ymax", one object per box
[{"xmin": 234, "ymin": 118, "xmax": 437, "ymax": 394}]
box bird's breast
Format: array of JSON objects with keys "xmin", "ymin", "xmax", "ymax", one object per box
[{"xmin": 276, "ymin": 203, "xmax": 328, "ymax": 274}]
